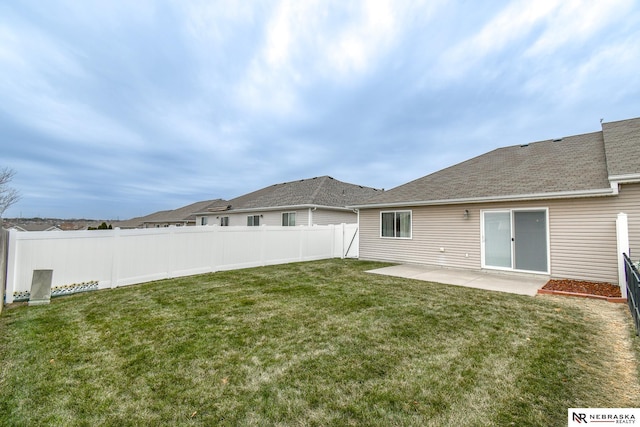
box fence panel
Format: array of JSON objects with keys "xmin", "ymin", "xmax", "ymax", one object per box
[
  {"xmin": 624, "ymin": 253, "xmax": 640, "ymax": 336},
  {"xmin": 4, "ymin": 224, "xmax": 359, "ymax": 303}
]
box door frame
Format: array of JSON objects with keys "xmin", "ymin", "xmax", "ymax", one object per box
[{"xmin": 480, "ymin": 207, "xmax": 550, "ymax": 274}]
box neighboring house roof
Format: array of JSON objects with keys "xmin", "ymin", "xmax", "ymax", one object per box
[
  {"xmin": 203, "ymin": 176, "xmax": 382, "ymax": 214},
  {"xmin": 116, "ymin": 199, "xmax": 228, "ymax": 228},
  {"xmin": 353, "ymin": 116, "xmax": 640, "ymax": 208},
  {"xmin": 9, "ymin": 224, "xmax": 62, "ymax": 232}
]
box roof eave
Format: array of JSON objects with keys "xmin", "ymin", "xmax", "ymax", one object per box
[
  {"xmin": 349, "ymin": 188, "xmax": 617, "ymax": 209},
  {"xmin": 143, "ymin": 219, "xmax": 193, "ymax": 224},
  {"xmin": 609, "ymin": 173, "xmax": 640, "ymax": 184},
  {"xmin": 195, "ymin": 204, "xmax": 354, "ymax": 215}
]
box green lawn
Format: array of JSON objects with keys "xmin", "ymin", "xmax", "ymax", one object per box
[{"xmin": 1, "ymin": 259, "xmax": 638, "ymax": 426}]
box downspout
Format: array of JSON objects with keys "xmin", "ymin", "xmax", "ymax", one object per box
[
  {"xmin": 610, "ymin": 181, "xmax": 620, "ymax": 195},
  {"xmin": 309, "ymin": 207, "xmax": 316, "ymax": 226}
]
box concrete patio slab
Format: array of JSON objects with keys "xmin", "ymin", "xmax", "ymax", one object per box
[{"xmin": 367, "ymin": 264, "xmax": 548, "ymax": 296}]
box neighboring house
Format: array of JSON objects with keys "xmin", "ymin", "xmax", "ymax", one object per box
[
  {"xmin": 116, "ymin": 199, "xmax": 228, "ymax": 229},
  {"xmin": 3, "ymin": 219, "xmax": 109, "ymax": 231},
  {"xmin": 196, "ymin": 176, "xmax": 382, "ymax": 227},
  {"xmin": 8, "ymin": 224, "xmax": 62, "ymax": 232},
  {"xmin": 352, "ymin": 117, "xmax": 640, "ymax": 285}
]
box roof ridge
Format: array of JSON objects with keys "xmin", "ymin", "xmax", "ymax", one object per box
[{"xmin": 309, "ymin": 176, "xmax": 330, "ymax": 203}]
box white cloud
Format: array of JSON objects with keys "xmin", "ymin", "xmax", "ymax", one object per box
[
  {"xmin": 23, "ymin": 95, "xmax": 144, "ymax": 148},
  {"xmin": 264, "ymin": 0, "xmax": 295, "ymax": 68},
  {"xmin": 433, "ymin": 0, "xmax": 636, "ymax": 84},
  {"xmin": 323, "ymin": 0, "xmax": 397, "ymax": 77},
  {"xmin": 437, "ymin": 0, "xmax": 561, "ymax": 78},
  {"xmin": 551, "ymin": 38, "xmax": 640, "ymax": 104},
  {"xmin": 525, "ymin": 0, "xmax": 634, "ymax": 57},
  {"xmin": 233, "ymin": 0, "xmax": 415, "ymax": 116},
  {"xmin": 52, "ymin": 0, "xmax": 157, "ymax": 30},
  {"xmin": 0, "ymin": 19, "xmax": 86, "ymax": 80},
  {"xmin": 180, "ymin": 0, "xmax": 256, "ymax": 47},
  {"xmin": 471, "ymin": 0, "xmax": 559, "ymax": 54},
  {"xmin": 0, "ymin": 17, "xmax": 144, "ymax": 148},
  {"xmin": 3, "ymin": 0, "xmax": 640, "ymax": 219},
  {"xmin": 145, "ymin": 99, "xmax": 251, "ymax": 156}
]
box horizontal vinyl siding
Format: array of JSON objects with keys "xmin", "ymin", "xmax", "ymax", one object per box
[
  {"xmin": 619, "ymin": 184, "xmax": 640, "ymax": 258},
  {"xmin": 360, "ymin": 184, "xmax": 640, "ymax": 285},
  {"xmin": 548, "ymin": 198, "xmax": 618, "ymax": 283},
  {"xmin": 359, "ymin": 206, "xmax": 481, "ymax": 269},
  {"xmin": 313, "ymin": 209, "xmax": 357, "ymax": 225}
]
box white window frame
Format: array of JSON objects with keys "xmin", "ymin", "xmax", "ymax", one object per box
[
  {"xmin": 247, "ymin": 215, "xmax": 260, "ymax": 226},
  {"xmin": 220, "ymin": 216, "xmax": 229, "ymax": 226},
  {"xmin": 282, "ymin": 212, "xmax": 296, "ymax": 226},
  {"xmin": 380, "ymin": 210, "xmax": 412, "ymax": 239},
  {"xmin": 200, "ymin": 217, "xmax": 208, "ymax": 226}
]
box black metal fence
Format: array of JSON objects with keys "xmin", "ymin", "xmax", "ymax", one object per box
[{"xmin": 623, "ymin": 253, "xmax": 640, "ymax": 336}]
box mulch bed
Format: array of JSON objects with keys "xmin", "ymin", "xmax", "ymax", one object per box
[{"xmin": 541, "ymin": 279, "xmax": 622, "ymax": 299}]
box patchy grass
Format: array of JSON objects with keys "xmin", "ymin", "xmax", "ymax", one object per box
[{"xmin": 0, "ymin": 259, "xmax": 638, "ymax": 426}]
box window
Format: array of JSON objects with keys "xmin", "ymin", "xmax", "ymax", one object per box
[
  {"xmin": 200, "ymin": 217, "xmax": 208, "ymax": 226},
  {"xmin": 220, "ymin": 216, "xmax": 229, "ymax": 226},
  {"xmin": 381, "ymin": 211, "xmax": 411, "ymax": 238},
  {"xmin": 282, "ymin": 212, "xmax": 296, "ymax": 226},
  {"xmin": 247, "ymin": 215, "xmax": 260, "ymax": 226}
]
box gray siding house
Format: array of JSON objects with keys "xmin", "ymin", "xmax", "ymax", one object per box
[
  {"xmin": 116, "ymin": 199, "xmax": 228, "ymax": 229},
  {"xmin": 352, "ymin": 117, "xmax": 640, "ymax": 285},
  {"xmin": 196, "ymin": 176, "xmax": 382, "ymax": 227}
]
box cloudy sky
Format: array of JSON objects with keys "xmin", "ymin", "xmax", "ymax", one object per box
[{"xmin": 2, "ymin": 0, "xmax": 639, "ymax": 219}]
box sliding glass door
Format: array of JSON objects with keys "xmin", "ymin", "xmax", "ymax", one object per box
[
  {"xmin": 482, "ymin": 209, "xmax": 548, "ymax": 273},
  {"xmin": 484, "ymin": 211, "xmax": 512, "ymax": 268},
  {"xmin": 513, "ymin": 210, "xmax": 548, "ymax": 272}
]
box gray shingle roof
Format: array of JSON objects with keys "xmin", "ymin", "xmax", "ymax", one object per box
[
  {"xmin": 225, "ymin": 176, "xmax": 382, "ymax": 210},
  {"xmin": 147, "ymin": 199, "xmax": 229, "ymax": 223},
  {"xmin": 117, "ymin": 199, "xmax": 228, "ymax": 227},
  {"xmin": 602, "ymin": 117, "xmax": 640, "ymax": 177},
  {"xmin": 356, "ymin": 117, "xmax": 640, "ymax": 207}
]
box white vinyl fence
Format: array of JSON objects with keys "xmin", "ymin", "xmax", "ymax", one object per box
[{"xmin": 4, "ymin": 224, "xmax": 359, "ymax": 304}]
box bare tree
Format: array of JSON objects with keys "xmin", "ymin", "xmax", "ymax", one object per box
[{"xmin": 0, "ymin": 167, "xmax": 21, "ymax": 222}]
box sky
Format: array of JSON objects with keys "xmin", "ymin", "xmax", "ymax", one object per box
[{"xmin": 2, "ymin": 0, "xmax": 640, "ymax": 220}]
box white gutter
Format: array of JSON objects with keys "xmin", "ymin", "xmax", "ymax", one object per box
[
  {"xmin": 348, "ymin": 187, "xmax": 617, "ymax": 209},
  {"xmin": 194, "ymin": 204, "xmax": 353, "ymax": 215},
  {"xmin": 609, "ymin": 173, "xmax": 640, "ymax": 184}
]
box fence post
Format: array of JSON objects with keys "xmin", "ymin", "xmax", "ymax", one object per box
[
  {"xmin": 298, "ymin": 227, "xmax": 303, "ymax": 261},
  {"xmin": 210, "ymin": 226, "xmax": 221, "ymax": 273},
  {"xmin": 110, "ymin": 227, "xmax": 121, "ymax": 288},
  {"xmin": 617, "ymin": 212, "xmax": 629, "ymax": 299},
  {"xmin": 167, "ymin": 226, "xmax": 176, "ymax": 278},
  {"xmin": 261, "ymin": 225, "xmax": 268, "ymax": 266},
  {"xmin": 341, "ymin": 223, "xmax": 346, "ymax": 259},
  {"xmin": 0, "ymin": 228, "xmax": 8, "ymax": 313},
  {"xmin": 4, "ymin": 229, "xmax": 17, "ymax": 304}
]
